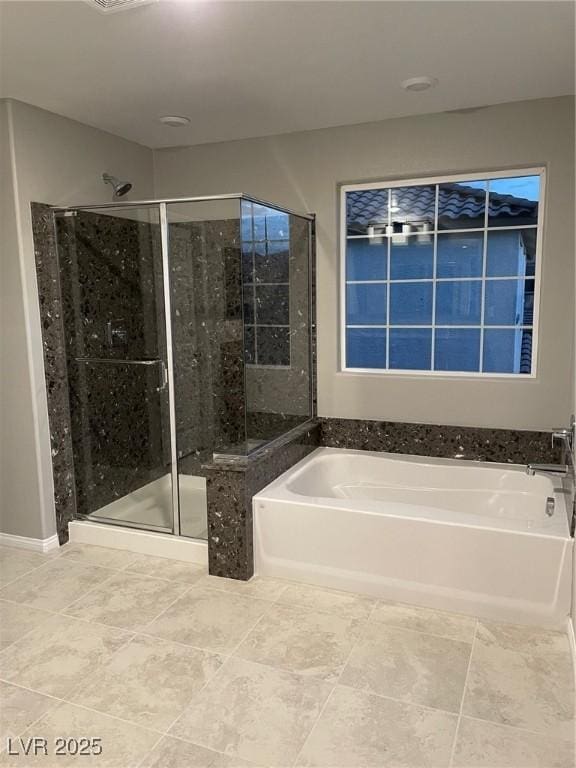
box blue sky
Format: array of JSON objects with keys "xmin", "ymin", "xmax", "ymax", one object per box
[
  {"xmin": 489, "ymin": 176, "xmax": 540, "ymax": 201},
  {"xmin": 452, "ymin": 176, "xmax": 540, "ymax": 201}
]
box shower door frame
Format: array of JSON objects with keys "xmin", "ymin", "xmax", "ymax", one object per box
[
  {"xmin": 52, "ymin": 194, "xmax": 315, "ymax": 539},
  {"xmin": 159, "ymin": 202, "xmax": 181, "ymax": 535}
]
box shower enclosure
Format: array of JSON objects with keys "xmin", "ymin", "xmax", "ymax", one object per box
[{"xmin": 52, "ymin": 195, "xmax": 314, "ymax": 540}]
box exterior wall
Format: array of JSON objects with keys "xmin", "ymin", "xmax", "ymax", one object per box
[
  {"xmin": 0, "ymin": 98, "xmax": 154, "ymax": 541},
  {"xmin": 154, "ymin": 96, "xmax": 575, "ymax": 432}
]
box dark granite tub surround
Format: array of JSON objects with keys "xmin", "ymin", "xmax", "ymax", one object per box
[
  {"xmin": 246, "ymin": 412, "xmax": 308, "ymax": 442},
  {"xmin": 204, "ymin": 422, "xmax": 320, "ymax": 580},
  {"xmin": 31, "ymin": 203, "xmax": 77, "ymax": 543},
  {"xmin": 319, "ymin": 418, "xmax": 561, "ymax": 465}
]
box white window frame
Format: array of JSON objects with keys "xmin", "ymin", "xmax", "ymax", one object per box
[{"xmin": 339, "ymin": 167, "xmax": 545, "ymax": 379}]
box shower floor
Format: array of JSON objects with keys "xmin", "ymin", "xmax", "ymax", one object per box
[{"xmin": 88, "ymin": 474, "xmax": 208, "ymax": 539}]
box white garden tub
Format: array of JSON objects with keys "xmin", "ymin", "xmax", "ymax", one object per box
[{"xmin": 253, "ymin": 447, "xmax": 573, "ymax": 626}]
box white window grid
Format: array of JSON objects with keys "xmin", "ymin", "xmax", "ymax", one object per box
[
  {"xmin": 241, "ymin": 204, "xmax": 292, "ymax": 369},
  {"xmin": 339, "ymin": 168, "xmax": 545, "ymax": 378}
]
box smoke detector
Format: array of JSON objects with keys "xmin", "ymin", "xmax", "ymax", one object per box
[
  {"xmin": 85, "ymin": 0, "xmax": 157, "ymax": 13},
  {"xmin": 159, "ymin": 115, "xmax": 191, "ymax": 128},
  {"xmin": 401, "ymin": 76, "xmax": 438, "ymax": 92}
]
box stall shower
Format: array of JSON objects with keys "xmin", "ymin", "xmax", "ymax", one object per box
[{"xmin": 50, "ymin": 195, "xmax": 314, "ymax": 541}]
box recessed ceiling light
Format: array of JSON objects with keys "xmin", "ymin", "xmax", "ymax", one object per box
[
  {"xmin": 401, "ymin": 76, "xmax": 438, "ymax": 92},
  {"xmin": 159, "ymin": 115, "xmax": 191, "ymax": 127}
]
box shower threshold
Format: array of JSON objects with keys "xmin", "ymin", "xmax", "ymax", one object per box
[
  {"xmin": 86, "ymin": 474, "xmax": 208, "ymax": 539},
  {"xmin": 69, "ymin": 519, "xmax": 208, "ymax": 565}
]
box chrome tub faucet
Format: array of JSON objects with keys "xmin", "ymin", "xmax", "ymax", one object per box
[
  {"xmin": 526, "ymin": 464, "xmax": 568, "ymax": 477},
  {"xmin": 526, "ymin": 417, "xmax": 575, "ymax": 479}
]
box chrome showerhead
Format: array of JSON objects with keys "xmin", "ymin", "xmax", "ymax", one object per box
[{"xmin": 102, "ymin": 173, "xmax": 132, "ymax": 198}]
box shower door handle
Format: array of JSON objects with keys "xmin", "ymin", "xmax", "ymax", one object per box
[
  {"xmin": 157, "ymin": 360, "xmax": 168, "ymax": 392},
  {"xmin": 76, "ymin": 358, "xmax": 163, "ymax": 365},
  {"xmin": 75, "ymin": 357, "xmax": 168, "ymax": 391}
]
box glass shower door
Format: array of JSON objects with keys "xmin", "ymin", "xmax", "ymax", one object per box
[
  {"xmin": 55, "ymin": 204, "xmax": 177, "ymax": 533},
  {"xmin": 166, "ymin": 199, "xmax": 242, "ymax": 539}
]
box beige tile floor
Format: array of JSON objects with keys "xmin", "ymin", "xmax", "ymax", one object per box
[{"xmin": 0, "ymin": 543, "xmax": 574, "ymax": 767}]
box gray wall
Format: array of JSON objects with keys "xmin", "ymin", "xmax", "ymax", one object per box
[
  {"xmin": 0, "ymin": 98, "xmax": 154, "ymax": 541},
  {"xmin": 2, "ymin": 95, "xmax": 575, "ymax": 543},
  {"xmin": 0, "ymin": 102, "xmax": 50, "ymax": 539},
  {"xmin": 154, "ymin": 96, "xmax": 575, "ymax": 431}
]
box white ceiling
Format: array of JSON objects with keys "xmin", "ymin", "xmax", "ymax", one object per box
[{"xmin": 0, "ymin": 0, "xmax": 574, "ymax": 149}]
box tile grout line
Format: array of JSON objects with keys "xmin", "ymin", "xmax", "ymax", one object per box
[
  {"xmin": 56, "ymin": 566, "xmax": 221, "ymax": 627},
  {"xmin": 365, "ymin": 616, "xmax": 478, "ymax": 645},
  {"xmin": 227, "ymin": 596, "xmax": 280, "ymax": 658},
  {"xmin": 3, "ymin": 559, "xmax": 572, "ymax": 764},
  {"xmin": 0, "ymin": 592, "xmax": 215, "ymax": 658},
  {"xmin": 0, "ymin": 552, "xmax": 66, "ymax": 591},
  {"xmin": 290, "ymin": 599, "xmax": 381, "ymax": 768},
  {"xmin": 290, "ymin": 685, "xmax": 337, "ymax": 768},
  {"xmin": 133, "ymin": 731, "xmax": 166, "ymax": 768},
  {"xmin": 0, "ymin": 601, "xmax": 61, "ymax": 655},
  {"xmin": 131, "ymin": 647, "xmax": 240, "ymax": 767},
  {"xmin": 334, "ymin": 599, "xmax": 380, "ymax": 687},
  {"xmin": 162, "ymin": 602, "xmax": 321, "ymax": 764},
  {"xmin": 278, "ymin": 585, "xmax": 478, "ymax": 636},
  {"xmin": 453, "ymin": 712, "xmax": 576, "ymax": 740},
  {"xmin": 55, "ymin": 570, "xmax": 131, "ymax": 616},
  {"xmin": 448, "ymin": 619, "xmax": 478, "ymax": 768},
  {"xmin": 2, "ymin": 662, "xmax": 564, "ymax": 753},
  {"xmin": 0, "ymin": 678, "xmax": 168, "ymax": 739},
  {"xmin": 2, "ymin": 635, "xmax": 234, "ymax": 751},
  {"xmin": 6, "ymin": 549, "xmax": 572, "ymax": 758},
  {"xmin": 135, "ymin": 582, "xmax": 280, "ymax": 637},
  {"xmin": 3, "ymin": 549, "xmax": 483, "ymax": 635},
  {"xmin": 334, "ymin": 681, "xmax": 464, "ymax": 720},
  {"xmin": 151, "ymin": 648, "xmax": 236, "ymax": 747},
  {"xmin": 63, "ymin": 625, "xmax": 141, "ymax": 705},
  {"xmin": 1, "ymin": 596, "xmax": 271, "ymax": 661}
]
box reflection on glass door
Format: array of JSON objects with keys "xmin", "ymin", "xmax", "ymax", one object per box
[
  {"xmin": 55, "ymin": 205, "xmax": 176, "ymax": 533},
  {"xmin": 166, "ymin": 199, "xmax": 243, "ymax": 540}
]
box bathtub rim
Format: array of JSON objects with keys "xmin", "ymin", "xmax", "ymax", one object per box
[{"xmin": 254, "ymin": 446, "xmax": 572, "ymax": 542}]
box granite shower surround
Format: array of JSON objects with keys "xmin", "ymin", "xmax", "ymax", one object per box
[
  {"xmin": 204, "ymin": 422, "xmax": 320, "ymax": 579},
  {"xmin": 31, "ymin": 203, "xmax": 76, "ymax": 543},
  {"xmin": 169, "ymin": 218, "xmax": 246, "ymax": 460},
  {"xmin": 319, "ymin": 418, "xmax": 561, "ymax": 465},
  {"xmin": 56, "ymin": 209, "xmax": 169, "ymax": 518},
  {"xmin": 31, "ymin": 199, "xmax": 316, "ymax": 561}
]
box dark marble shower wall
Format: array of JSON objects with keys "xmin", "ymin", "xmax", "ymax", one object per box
[
  {"xmin": 32, "ymin": 203, "xmax": 257, "ymax": 540},
  {"xmin": 31, "ymin": 204, "xmax": 76, "ymax": 542},
  {"xmin": 169, "ymin": 218, "xmax": 245, "ymax": 468},
  {"xmin": 56, "ymin": 210, "xmax": 169, "ymax": 517},
  {"xmin": 243, "ymin": 213, "xmax": 314, "ymax": 445},
  {"xmin": 56, "ymin": 211, "xmax": 250, "ymax": 516}
]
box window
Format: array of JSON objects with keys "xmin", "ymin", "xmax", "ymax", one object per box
[
  {"xmin": 241, "ymin": 202, "xmax": 291, "ymax": 367},
  {"xmin": 341, "ymin": 170, "xmax": 543, "ymax": 376}
]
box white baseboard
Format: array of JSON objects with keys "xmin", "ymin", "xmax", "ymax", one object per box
[
  {"xmin": 567, "ymin": 618, "xmax": 576, "ymax": 691},
  {"xmin": 68, "ymin": 521, "xmax": 208, "ymax": 565},
  {"xmin": 0, "ymin": 532, "xmax": 60, "ymax": 553}
]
